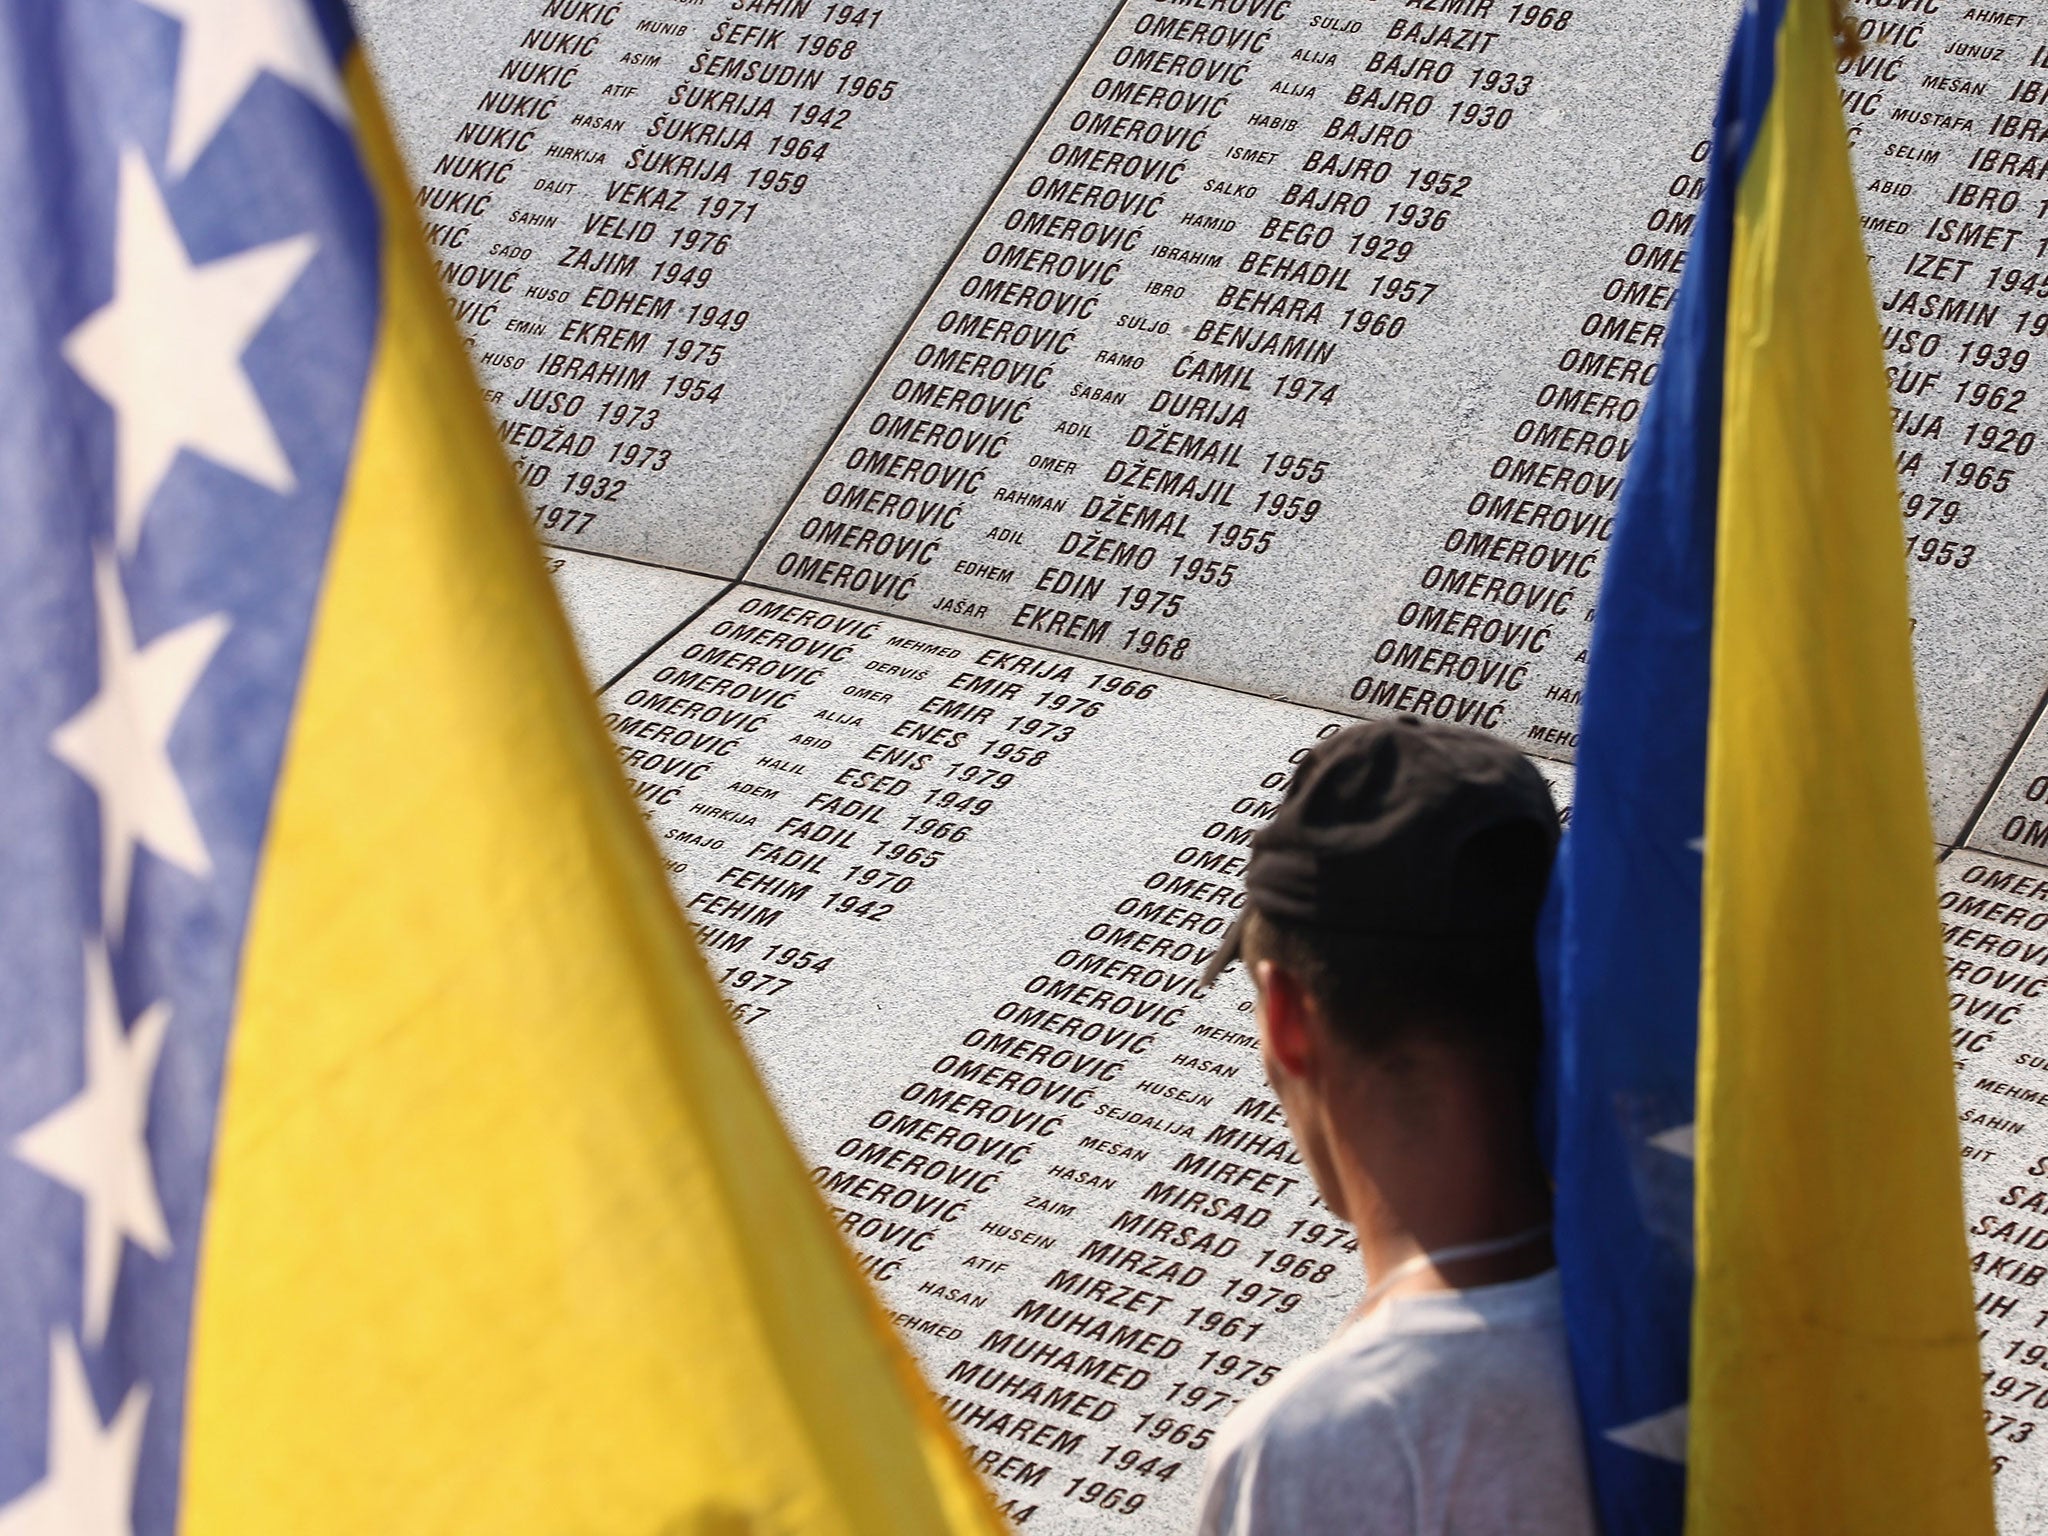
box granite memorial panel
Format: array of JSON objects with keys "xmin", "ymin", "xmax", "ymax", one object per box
[
  {"xmin": 353, "ymin": 0, "xmax": 1123, "ymax": 575},
  {"xmin": 545, "ymin": 545, "xmax": 725, "ymax": 681},
  {"xmin": 1939, "ymin": 849, "xmax": 2048, "ymax": 1532},
  {"xmin": 600, "ymin": 582, "xmax": 1572, "ymax": 1532},
  {"xmin": 595, "ymin": 588, "xmax": 2048, "ymax": 1532},
  {"xmin": 740, "ymin": 0, "xmax": 2048, "ymax": 840}
]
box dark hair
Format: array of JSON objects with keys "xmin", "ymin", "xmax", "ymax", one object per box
[{"xmin": 1239, "ymin": 823, "xmax": 1549, "ymax": 1088}]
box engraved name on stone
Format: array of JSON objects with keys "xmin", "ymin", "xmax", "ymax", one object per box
[
  {"xmin": 745, "ymin": 0, "xmax": 1730, "ymax": 726},
  {"xmin": 739, "ymin": 0, "xmax": 2048, "ymax": 841},
  {"xmin": 358, "ymin": 0, "xmax": 1124, "ymax": 575}
]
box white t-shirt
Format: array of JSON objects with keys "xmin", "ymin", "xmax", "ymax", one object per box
[{"xmin": 1192, "ymin": 1269, "xmax": 1596, "ymax": 1536}]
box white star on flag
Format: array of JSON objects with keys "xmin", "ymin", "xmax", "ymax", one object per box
[
  {"xmin": 1649, "ymin": 1122, "xmax": 1697, "ymax": 1160},
  {"xmin": 0, "ymin": 1333, "xmax": 149, "ymax": 1536},
  {"xmin": 1600, "ymin": 1124, "xmax": 1697, "ymax": 1465},
  {"xmin": 1606, "ymin": 1401, "xmax": 1689, "ymax": 1464},
  {"xmin": 11, "ymin": 942, "xmax": 174, "ymax": 1347},
  {"xmin": 62, "ymin": 150, "xmax": 315, "ymax": 554},
  {"xmin": 50, "ymin": 548, "xmax": 228, "ymax": 940},
  {"xmin": 141, "ymin": 0, "xmax": 347, "ymax": 175}
]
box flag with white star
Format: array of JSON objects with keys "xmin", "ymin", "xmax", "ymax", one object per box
[
  {"xmin": 1, "ymin": 0, "xmax": 368, "ymax": 1526},
  {"xmin": 0, "ymin": 4, "xmax": 1008, "ymax": 1534},
  {"xmin": 1539, "ymin": 0, "xmax": 1994, "ymax": 1531}
]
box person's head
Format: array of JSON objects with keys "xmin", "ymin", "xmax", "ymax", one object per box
[{"xmin": 1201, "ymin": 717, "xmax": 1560, "ymax": 1222}]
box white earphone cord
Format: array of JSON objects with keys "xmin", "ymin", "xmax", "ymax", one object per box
[{"xmin": 1358, "ymin": 1222, "xmax": 1552, "ymax": 1310}]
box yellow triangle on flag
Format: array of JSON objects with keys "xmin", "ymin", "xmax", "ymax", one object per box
[{"xmin": 176, "ymin": 55, "xmax": 1008, "ymax": 1536}]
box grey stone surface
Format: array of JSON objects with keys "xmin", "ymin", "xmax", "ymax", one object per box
[
  {"xmin": 1971, "ymin": 705, "xmax": 2048, "ymax": 862},
  {"xmin": 748, "ymin": 0, "xmax": 1723, "ymax": 737},
  {"xmin": 543, "ymin": 544, "xmax": 724, "ymax": 683},
  {"xmin": 738, "ymin": 0, "xmax": 2048, "ymax": 842},
  {"xmin": 352, "ymin": 0, "xmax": 2048, "ymax": 841},
  {"xmin": 601, "ymin": 584, "xmax": 1573, "ymax": 1534},
  {"xmin": 1870, "ymin": 20, "xmax": 2048, "ymax": 847},
  {"xmin": 353, "ymin": 0, "xmax": 1122, "ymax": 576}
]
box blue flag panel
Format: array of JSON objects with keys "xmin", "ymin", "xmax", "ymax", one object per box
[{"xmin": 1537, "ymin": 1, "xmax": 1786, "ymax": 1530}]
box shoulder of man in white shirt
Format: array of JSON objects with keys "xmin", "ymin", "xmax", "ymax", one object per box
[{"xmin": 1193, "ymin": 1271, "xmax": 1595, "ymax": 1536}]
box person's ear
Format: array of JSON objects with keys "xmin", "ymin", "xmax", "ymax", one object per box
[{"xmin": 1254, "ymin": 958, "xmax": 1318, "ymax": 1082}]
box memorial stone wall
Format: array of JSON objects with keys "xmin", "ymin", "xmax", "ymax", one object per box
[{"xmin": 355, "ymin": 0, "xmax": 2048, "ymax": 1526}]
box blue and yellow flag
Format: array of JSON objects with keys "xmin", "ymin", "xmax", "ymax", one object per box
[
  {"xmin": 1540, "ymin": 0, "xmax": 1996, "ymax": 1530},
  {"xmin": 0, "ymin": 4, "xmax": 1004, "ymax": 1533}
]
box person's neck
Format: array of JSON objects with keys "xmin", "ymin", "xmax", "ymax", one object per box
[{"xmin": 1329, "ymin": 1060, "xmax": 1554, "ymax": 1312}]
